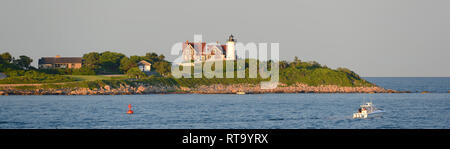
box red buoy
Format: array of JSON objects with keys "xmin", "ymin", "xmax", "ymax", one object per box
[{"xmin": 127, "ymin": 104, "xmax": 134, "ymax": 114}]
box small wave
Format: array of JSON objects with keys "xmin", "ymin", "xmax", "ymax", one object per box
[
  {"xmin": 268, "ymin": 118, "xmax": 284, "ymax": 121},
  {"xmin": 0, "ymin": 121, "xmax": 27, "ymax": 125},
  {"xmin": 334, "ymin": 119, "xmax": 345, "ymax": 124},
  {"xmin": 309, "ymin": 117, "xmax": 320, "ymax": 120},
  {"xmin": 376, "ymin": 124, "xmax": 399, "ymax": 129}
]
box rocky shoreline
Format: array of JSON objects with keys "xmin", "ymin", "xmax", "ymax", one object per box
[{"xmin": 0, "ymin": 83, "xmax": 409, "ymax": 95}]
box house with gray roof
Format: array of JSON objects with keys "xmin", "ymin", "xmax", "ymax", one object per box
[{"xmin": 38, "ymin": 55, "xmax": 83, "ymax": 69}]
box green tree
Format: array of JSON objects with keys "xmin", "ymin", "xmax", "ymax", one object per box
[
  {"xmin": 126, "ymin": 67, "xmax": 146, "ymax": 79},
  {"xmin": 308, "ymin": 61, "xmax": 321, "ymax": 68},
  {"xmin": 279, "ymin": 60, "xmax": 289, "ymax": 69},
  {"xmin": 294, "ymin": 56, "xmax": 301, "ymax": 63},
  {"xmin": 99, "ymin": 51, "xmax": 125, "ymax": 74},
  {"xmin": 144, "ymin": 52, "xmax": 159, "ymax": 63},
  {"xmin": 130, "ymin": 55, "xmax": 144, "ymax": 63},
  {"xmin": 153, "ymin": 61, "xmax": 171, "ymax": 76},
  {"xmin": 290, "ymin": 56, "xmax": 302, "ymax": 68},
  {"xmin": 158, "ymin": 54, "xmax": 165, "ymax": 61},
  {"xmin": 0, "ymin": 52, "xmax": 21, "ymax": 72},
  {"xmin": 119, "ymin": 57, "xmax": 137, "ymax": 73},
  {"xmin": 337, "ymin": 67, "xmax": 361, "ymax": 79},
  {"xmin": 82, "ymin": 52, "xmax": 100, "ymax": 69},
  {"xmin": 13, "ymin": 55, "xmax": 33, "ymax": 70},
  {"xmin": 0, "ymin": 52, "xmax": 12, "ymax": 64}
]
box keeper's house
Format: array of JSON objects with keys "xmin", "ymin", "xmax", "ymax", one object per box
[
  {"xmin": 182, "ymin": 35, "xmax": 236, "ymax": 62},
  {"xmin": 38, "ymin": 55, "xmax": 83, "ymax": 69},
  {"xmin": 137, "ymin": 60, "xmax": 152, "ymax": 72}
]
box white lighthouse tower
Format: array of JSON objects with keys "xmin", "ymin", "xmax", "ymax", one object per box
[{"xmin": 226, "ymin": 35, "xmax": 236, "ymax": 60}]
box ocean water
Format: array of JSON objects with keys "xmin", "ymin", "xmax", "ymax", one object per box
[
  {"xmin": 0, "ymin": 77, "xmax": 449, "ymax": 129},
  {"xmin": 364, "ymin": 77, "xmax": 450, "ymax": 93}
]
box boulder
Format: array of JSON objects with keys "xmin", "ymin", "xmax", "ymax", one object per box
[
  {"xmin": 136, "ymin": 85, "xmax": 146, "ymax": 94},
  {"xmin": 104, "ymin": 85, "xmax": 111, "ymax": 91}
]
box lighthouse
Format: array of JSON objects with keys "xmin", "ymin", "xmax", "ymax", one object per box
[{"xmin": 226, "ymin": 35, "xmax": 236, "ymax": 60}]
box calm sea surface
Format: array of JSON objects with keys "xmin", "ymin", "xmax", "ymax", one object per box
[{"xmin": 0, "ymin": 77, "xmax": 449, "ymax": 129}]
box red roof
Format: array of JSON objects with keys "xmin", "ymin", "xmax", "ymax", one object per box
[
  {"xmin": 38, "ymin": 57, "xmax": 82, "ymax": 64},
  {"xmin": 183, "ymin": 42, "xmax": 227, "ymax": 56}
]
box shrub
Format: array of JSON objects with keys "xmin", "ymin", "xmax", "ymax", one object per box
[
  {"xmin": 0, "ymin": 70, "xmax": 75, "ymax": 84},
  {"xmin": 126, "ymin": 67, "xmax": 146, "ymax": 79}
]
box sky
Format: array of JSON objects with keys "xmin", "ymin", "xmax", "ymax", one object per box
[{"xmin": 0, "ymin": 0, "xmax": 449, "ymax": 77}]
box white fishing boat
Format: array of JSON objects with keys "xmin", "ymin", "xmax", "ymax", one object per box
[{"xmin": 353, "ymin": 102, "xmax": 384, "ymax": 119}]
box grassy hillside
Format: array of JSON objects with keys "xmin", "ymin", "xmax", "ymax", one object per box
[
  {"xmin": 0, "ymin": 70, "xmax": 75, "ymax": 84},
  {"xmin": 171, "ymin": 59, "xmax": 374, "ymax": 87},
  {"xmin": 1, "ymin": 58, "xmax": 375, "ymax": 89},
  {"xmin": 279, "ymin": 67, "xmax": 373, "ymax": 87},
  {"xmin": 67, "ymin": 75, "xmax": 127, "ymax": 81}
]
